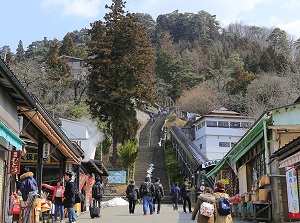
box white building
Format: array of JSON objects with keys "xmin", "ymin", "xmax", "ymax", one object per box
[
  {"xmin": 193, "ymin": 107, "xmax": 254, "ymax": 160},
  {"xmin": 59, "ymin": 118, "xmax": 103, "ymax": 162}
]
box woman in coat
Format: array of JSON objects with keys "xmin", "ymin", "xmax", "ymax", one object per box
[
  {"xmin": 126, "ymin": 180, "xmax": 140, "ymax": 214},
  {"xmin": 42, "ymin": 180, "xmax": 65, "ymax": 222},
  {"xmin": 213, "ymin": 180, "xmax": 233, "ymax": 223},
  {"xmin": 191, "ymin": 187, "xmax": 215, "ymax": 223}
]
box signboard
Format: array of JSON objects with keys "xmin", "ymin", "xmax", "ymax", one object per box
[
  {"xmin": 286, "ymin": 166, "xmax": 300, "ymax": 219},
  {"xmin": 107, "ymin": 171, "xmax": 126, "ymax": 184},
  {"xmin": 202, "ymin": 159, "xmax": 221, "ymax": 168},
  {"xmin": 9, "ymin": 150, "xmax": 21, "ymax": 174},
  {"xmin": 21, "ymin": 152, "xmax": 50, "ymax": 163}
]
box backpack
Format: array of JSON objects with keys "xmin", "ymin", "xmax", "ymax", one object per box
[
  {"xmin": 92, "ymin": 183, "xmax": 104, "ymax": 199},
  {"xmin": 142, "ymin": 182, "xmax": 151, "ymax": 195},
  {"xmin": 200, "ymin": 202, "xmax": 214, "ymax": 217},
  {"xmin": 154, "ymin": 184, "xmax": 162, "ymax": 198},
  {"xmin": 217, "ymin": 194, "xmax": 231, "ymax": 215}
]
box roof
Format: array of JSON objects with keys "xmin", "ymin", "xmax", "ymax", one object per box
[
  {"xmin": 82, "ymin": 159, "xmax": 109, "ymax": 176},
  {"xmin": 209, "ymin": 106, "xmax": 240, "ymax": 115}
]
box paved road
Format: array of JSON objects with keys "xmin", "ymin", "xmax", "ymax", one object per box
[{"xmin": 75, "ymin": 203, "xmax": 252, "ymax": 223}]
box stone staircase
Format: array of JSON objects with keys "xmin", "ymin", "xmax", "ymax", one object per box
[{"xmin": 134, "ymin": 114, "xmax": 171, "ymax": 202}]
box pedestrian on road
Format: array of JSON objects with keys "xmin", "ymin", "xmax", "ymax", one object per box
[
  {"xmin": 213, "ymin": 180, "xmax": 233, "ymax": 223},
  {"xmin": 126, "ymin": 180, "xmax": 140, "ymax": 214},
  {"xmin": 191, "ymin": 187, "xmax": 215, "ymax": 223},
  {"xmin": 92, "ymin": 176, "xmax": 104, "ymax": 210},
  {"xmin": 170, "ymin": 182, "xmax": 181, "ymax": 211},
  {"xmin": 139, "ymin": 177, "xmax": 155, "ymax": 215},
  {"xmin": 153, "ymin": 177, "xmax": 164, "ymax": 214},
  {"xmin": 64, "ymin": 171, "xmax": 77, "ymax": 223},
  {"xmin": 42, "ymin": 179, "xmax": 65, "ymax": 222},
  {"xmin": 181, "ymin": 178, "xmax": 192, "ymax": 213}
]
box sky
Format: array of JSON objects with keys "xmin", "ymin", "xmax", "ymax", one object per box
[{"xmin": 2, "ymin": 0, "xmax": 300, "ymax": 52}]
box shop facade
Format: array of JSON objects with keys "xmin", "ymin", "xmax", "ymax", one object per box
[{"xmin": 207, "ymin": 102, "xmax": 300, "ymax": 222}]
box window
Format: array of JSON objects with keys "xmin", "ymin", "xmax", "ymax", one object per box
[
  {"xmin": 230, "ymin": 122, "xmax": 241, "ymax": 128},
  {"xmin": 218, "ymin": 121, "xmax": 229, "ymax": 128},
  {"xmin": 206, "ymin": 121, "xmax": 218, "ymax": 127},
  {"xmin": 219, "ymin": 142, "xmax": 230, "ymax": 147},
  {"xmin": 241, "ymin": 122, "xmax": 252, "ymax": 128},
  {"xmin": 199, "ymin": 144, "xmax": 202, "ymax": 149}
]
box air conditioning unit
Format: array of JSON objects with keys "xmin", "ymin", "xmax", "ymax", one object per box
[{"xmin": 43, "ymin": 143, "xmax": 50, "ymax": 158}]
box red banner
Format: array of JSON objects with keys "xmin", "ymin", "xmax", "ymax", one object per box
[
  {"xmin": 9, "ymin": 151, "xmax": 21, "ymax": 174},
  {"xmin": 79, "ymin": 174, "xmax": 89, "ymax": 191}
]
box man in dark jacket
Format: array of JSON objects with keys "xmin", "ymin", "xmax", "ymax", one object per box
[
  {"xmin": 170, "ymin": 182, "xmax": 181, "ymax": 210},
  {"xmin": 64, "ymin": 171, "xmax": 76, "ymax": 223},
  {"xmin": 92, "ymin": 176, "xmax": 104, "ymax": 210},
  {"xmin": 20, "ymin": 170, "xmax": 38, "ymax": 201},
  {"xmin": 181, "ymin": 178, "xmax": 192, "ymax": 213},
  {"xmin": 139, "ymin": 177, "xmax": 155, "ymax": 215},
  {"xmin": 153, "ymin": 177, "xmax": 164, "ymax": 214},
  {"xmin": 126, "ymin": 180, "xmax": 139, "ymax": 214}
]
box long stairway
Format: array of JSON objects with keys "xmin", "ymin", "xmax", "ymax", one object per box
[{"xmin": 135, "ymin": 114, "xmax": 170, "ymax": 201}]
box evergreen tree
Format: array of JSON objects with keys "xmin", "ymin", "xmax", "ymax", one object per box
[
  {"xmin": 59, "ymin": 32, "xmax": 74, "ymax": 56},
  {"xmin": 15, "ymin": 40, "xmax": 25, "ymax": 62},
  {"xmin": 86, "ymin": 0, "xmax": 157, "ymax": 166}
]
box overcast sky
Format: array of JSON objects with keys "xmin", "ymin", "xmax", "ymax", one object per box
[{"xmin": 2, "ymin": 0, "xmax": 300, "ymax": 52}]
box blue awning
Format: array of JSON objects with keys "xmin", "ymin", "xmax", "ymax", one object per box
[{"xmin": 0, "ymin": 122, "xmax": 22, "ymax": 150}]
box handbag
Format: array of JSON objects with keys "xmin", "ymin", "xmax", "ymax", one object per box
[
  {"xmin": 75, "ymin": 191, "xmax": 85, "ymax": 203},
  {"xmin": 200, "ymin": 201, "xmax": 214, "ymax": 217}
]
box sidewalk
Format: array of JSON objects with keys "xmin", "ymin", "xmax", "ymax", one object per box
[{"xmin": 75, "ymin": 203, "xmax": 252, "ymax": 223}]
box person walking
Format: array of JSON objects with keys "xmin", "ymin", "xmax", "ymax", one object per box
[
  {"xmin": 42, "ymin": 180, "xmax": 65, "ymax": 222},
  {"xmin": 213, "ymin": 180, "xmax": 233, "ymax": 223},
  {"xmin": 139, "ymin": 177, "xmax": 155, "ymax": 215},
  {"xmin": 191, "ymin": 187, "xmax": 215, "ymax": 223},
  {"xmin": 126, "ymin": 180, "xmax": 139, "ymax": 214},
  {"xmin": 92, "ymin": 176, "xmax": 104, "ymax": 210},
  {"xmin": 170, "ymin": 182, "xmax": 181, "ymax": 211},
  {"xmin": 63, "ymin": 171, "xmax": 76, "ymax": 223},
  {"xmin": 181, "ymin": 178, "xmax": 192, "ymax": 213},
  {"xmin": 153, "ymin": 177, "xmax": 164, "ymax": 214}
]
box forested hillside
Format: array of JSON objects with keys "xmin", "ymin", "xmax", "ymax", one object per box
[{"xmin": 1, "ymin": 9, "xmax": 300, "ymax": 120}]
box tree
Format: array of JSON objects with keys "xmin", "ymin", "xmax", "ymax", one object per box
[
  {"xmin": 59, "ymin": 32, "xmax": 74, "ymax": 56},
  {"xmin": 15, "ymin": 40, "xmax": 25, "ymax": 63},
  {"xmin": 118, "ymin": 140, "xmax": 139, "ymax": 180},
  {"xmin": 86, "ymin": 0, "xmax": 157, "ymax": 166},
  {"xmin": 46, "ymin": 39, "xmax": 73, "ymax": 116}
]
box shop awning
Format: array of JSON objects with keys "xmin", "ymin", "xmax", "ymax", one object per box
[
  {"xmin": 279, "ymin": 150, "xmax": 300, "ymax": 168},
  {"xmin": 82, "ymin": 159, "xmax": 109, "ymax": 176},
  {"xmin": 0, "ymin": 121, "xmax": 22, "ymax": 150}
]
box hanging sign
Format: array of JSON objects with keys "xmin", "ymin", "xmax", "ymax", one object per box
[
  {"xmin": 286, "ymin": 166, "xmax": 300, "ymax": 219},
  {"xmin": 9, "ymin": 150, "xmax": 21, "ymax": 174}
]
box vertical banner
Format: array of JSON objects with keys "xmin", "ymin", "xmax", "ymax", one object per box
[
  {"xmin": 286, "ymin": 166, "xmax": 300, "ymax": 219},
  {"xmin": 79, "ymin": 173, "xmax": 89, "ymax": 191},
  {"xmin": 9, "ymin": 150, "xmax": 21, "ymax": 174}
]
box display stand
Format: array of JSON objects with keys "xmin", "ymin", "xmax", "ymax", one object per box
[{"xmin": 251, "ymin": 201, "xmax": 272, "ymax": 222}]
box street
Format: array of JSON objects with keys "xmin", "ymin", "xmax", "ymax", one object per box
[{"xmin": 75, "ymin": 203, "xmax": 252, "ymax": 223}]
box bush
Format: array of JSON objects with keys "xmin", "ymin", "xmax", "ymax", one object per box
[{"xmin": 164, "ymin": 140, "xmax": 185, "ymax": 185}]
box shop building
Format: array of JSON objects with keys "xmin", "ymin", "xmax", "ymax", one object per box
[
  {"xmin": 206, "ymin": 101, "xmax": 300, "ymax": 222},
  {"xmin": 0, "ymin": 58, "xmax": 86, "ymax": 221}
]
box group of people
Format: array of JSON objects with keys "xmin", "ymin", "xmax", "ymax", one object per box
[
  {"xmin": 191, "ymin": 180, "xmax": 233, "ymax": 223},
  {"xmin": 125, "ymin": 177, "xmax": 232, "ymax": 223},
  {"xmin": 125, "ymin": 177, "xmax": 164, "ymax": 215},
  {"xmin": 19, "ymin": 170, "xmax": 104, "ymax": 223}
]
